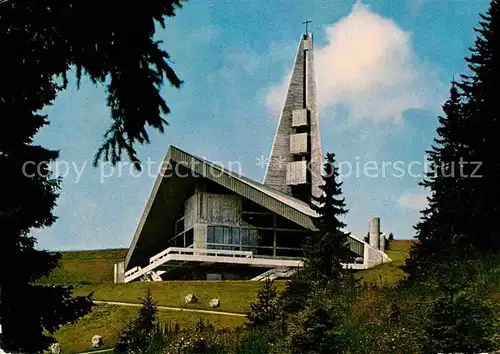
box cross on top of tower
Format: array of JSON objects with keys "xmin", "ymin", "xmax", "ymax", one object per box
[{"xmin": 302, "ymin": 20, "xmax": 312, "ymax": 34}]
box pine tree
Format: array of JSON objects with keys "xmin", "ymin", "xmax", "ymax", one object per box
[
  {"xmin": 135, "ymin": 287, "xmax": 158, "ymax": 336},
  {"xmin": 283, "ymin": 280, "xmax": 355, "ymax": 354},
  {"xmin": 290, "ymin": 307, "xmax": 337, "ymax": 354},
  {"xmin": 114, "ymin": 320, "xmax": 134, "ymax": 353},
  {"xmin": 277, "ymin": 278, "xmax": 311, "ymax": 316},
  {"xmin": 0, "ymin": 98, "xmax": 94, "ymax": 350},
  {"xmin": 303, "ymin": 153, "xmax": 351, "ymax": 285},
  {"xmin": 456, "ymin": 0, "xmax": 500, "ymax": 253},
  {"xmin": 287, "ymin": 288, "xmax": 348, "ymax": 354},
  {"xmin": 246, "ymin": 277, "xmax": 279, "ymax": 328},
  {"xmin": 422, "ymin": 261, "xmax": 499, "ymax": 353},
  {"xmin": 0, "ymin": 1, "xmax": 183, "ymax": 351},
  {"xmin": 406, "ymin": 0, "xmax": 500, "ymax": 278},
  {"xmin": 114, "ymin": 288, "xmax": 160, "ymax": 353},
  {"xmin": 404, "ymin": 84, "xmax": 473, "ymax": 278}
]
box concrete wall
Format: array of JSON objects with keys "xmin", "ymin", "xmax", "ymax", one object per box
[
  {"xmin": 184, "ymin": 191, "xmax": 258, "ymax": 249},
  {"xmin": 379, "ymin": 233, "xmax": 386, "ymax": 252},
  {"xmin": 203, "ymin": 193, "xmax": 242, "ymax": 225},
  {"xmin": 185, "ymin": 192, "xmax": 243, "ymax": 228},
  {"xmin": 184, "ymin": 193, "xmax": 197, "ymax": 230},
  {"xmin": 363, "ymin": 243, "xmax": 391, "ymax": 268},
  {"xmin": 193, "ymin": 223, "xmax": 207, "ymax": 248}
]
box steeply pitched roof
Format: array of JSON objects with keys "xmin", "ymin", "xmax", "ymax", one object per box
[{"xmin": 124, "ymin": 146, "xmax": 365, "ymax": 269}]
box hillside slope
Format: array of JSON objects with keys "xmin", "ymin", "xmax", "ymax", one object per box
[{"xmin": 41, "ymin": 240, "xmax": 414, "ymax": 352}]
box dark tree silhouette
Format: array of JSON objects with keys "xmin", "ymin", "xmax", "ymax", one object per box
[
  {"xmin": 246, "ymin": 277, "xmax": 279, "ymax": 329},
  {"xmin": 422, "ymin": 261, "xmax": 498, "ymax": 353},
  {"xmin": 405, "ymin": 85, "xmax": 473, "ymax": 278},
  {"xmin": 0, "ymin": 0, "xmax": 184, "ymax": 350},
  {"xmin": 406, "ymin": 0, "xmax": 500, "ymax": 278},
  {"xmin": 303, "ymin": 153, "xmax": 351, "ymax": 285},
  {"xmin": 114, "ymin": 288, "xmax": 163, "ymax": 353},
  {"xmin": 457, "ymin": 0, "xmax": 500, "ymax": 253}
]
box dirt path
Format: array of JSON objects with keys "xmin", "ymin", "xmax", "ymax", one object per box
[
  {"xmin": 77, "ymin": 349, "xmax": 113, "ymax": 354},
  {"xmin": 93, "ymin": 300, "xmax": 246, "ymax": 317}
]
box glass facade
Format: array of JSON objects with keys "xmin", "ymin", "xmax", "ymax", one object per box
[
  {"xmin": 171, "ymin": 195, "xmax": 308, "ymax": 258},
  {"xmin": 206, "ymin": 224, "xmax": 305, "ymax": 258},
  {"xmin": 207, "ymin": 225, "xmax": 257, "ymax": 250}
]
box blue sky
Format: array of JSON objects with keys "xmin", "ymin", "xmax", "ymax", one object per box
[{"xmin": 34, "ymin": 0, "xmax": 490, "ymax": 250}]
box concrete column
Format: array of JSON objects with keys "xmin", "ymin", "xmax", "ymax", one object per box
[
  {"xmin": 114, "ymin": 261, "xmax": 125, "ymax": 284},
  {"xmin": 194, "ymin": 223, "xmax": 207, "ymax": 248},
  {"xmin": 369, "ymin": 217, "xmax": 380, "ymax": 249},
  {"xmin": 379, "ymin": 233, "xmax": 386, "ymax": 252}
]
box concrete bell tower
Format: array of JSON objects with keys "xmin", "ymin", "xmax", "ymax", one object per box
[{"xmin": 263, "ymin": 31, "xmax": 323, "ymax": 203}]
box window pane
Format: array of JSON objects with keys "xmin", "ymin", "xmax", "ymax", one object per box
[
  {"xmin": 223, "ymin": 227, "xmax": 232, "ymax": 245},
  {"xmin": 249, "ymin": 230, "xmax": 258, "ymax": 245},
  {"xmin": 241, "ymin": 229, "xmax": 249, "ymax": 245},
  {"xmin": 215, "ymin": 227, "xmax": 223, "ymax": 244},
  {"xmin": 207, "ymin": 226, "xmax": 215, "ymax": 244},
  {"xmin": 232, "ymin": 228, "xmax": 240, "ymax": 245}
]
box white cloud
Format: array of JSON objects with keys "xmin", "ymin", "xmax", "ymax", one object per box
[
  {"xmin": 397, "ymin": 191, "xmax": 428, "ymax": 211},
  {"xmin": 266, "ymin": 1, "xmax": 442, "ymax": 123}
]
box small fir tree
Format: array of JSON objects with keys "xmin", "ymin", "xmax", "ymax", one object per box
[
  {"xmin": 290, "ymin": 307, "xmax": 337, "ymax": 354},
  {"xmin": 303, "ymin": 153, "xmax": 351, "ymax": 285},
  {"xmin": 422, "ymin": 261, "xmax": 499, "ymax": 353},
  {"xmin": 277, "ymin": 278, "xmax": 311, "ymax": 316},
  {"xmin": 135, "ymin": 287, "xmax": 158, "ymax": 335},
  {"xmin": 114, "ymin": 319, "xmax": 134, "ymax": 353},
  {"xmin": 287, "ymin": 287, "xmax": 348, "ymax": 354},
  {"xmin": 246, "ymin": 277, "xmax": 279, "ymax": 328},
  {"xmin": 114, "ymin": 288, "xmax": 159, "ymax": 353}
]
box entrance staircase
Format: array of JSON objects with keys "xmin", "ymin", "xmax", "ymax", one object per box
[{"xmin": 251, "ymin": 267, "xmax": 297, "ymax": 281}]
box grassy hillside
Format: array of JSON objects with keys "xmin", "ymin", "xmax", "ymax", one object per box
[
  {"xmin": 42, "ymin": 240, "xmax": 414, "ymax": 353},
  {"xmin": 72, "ymin": 281, "xmax": 286, "ymax": 314},
  {"xmin": 39, "ymin": 249, "xmax": 127, "ymax": 285},
  {"xmin": 54, "ymin": 304, "xmax": 246, "ymax": 354},
  {"xmin": 356, "ymin": 239, "xmax": 414, "ymax": 287},
  {"xmin": 41, "ymin": 249, "xmax": 282, "ymax": 352}
]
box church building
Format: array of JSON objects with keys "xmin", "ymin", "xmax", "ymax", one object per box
[{"xmin": 114, "ymin": 31, "xmax": 391, "ymax": 283}]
